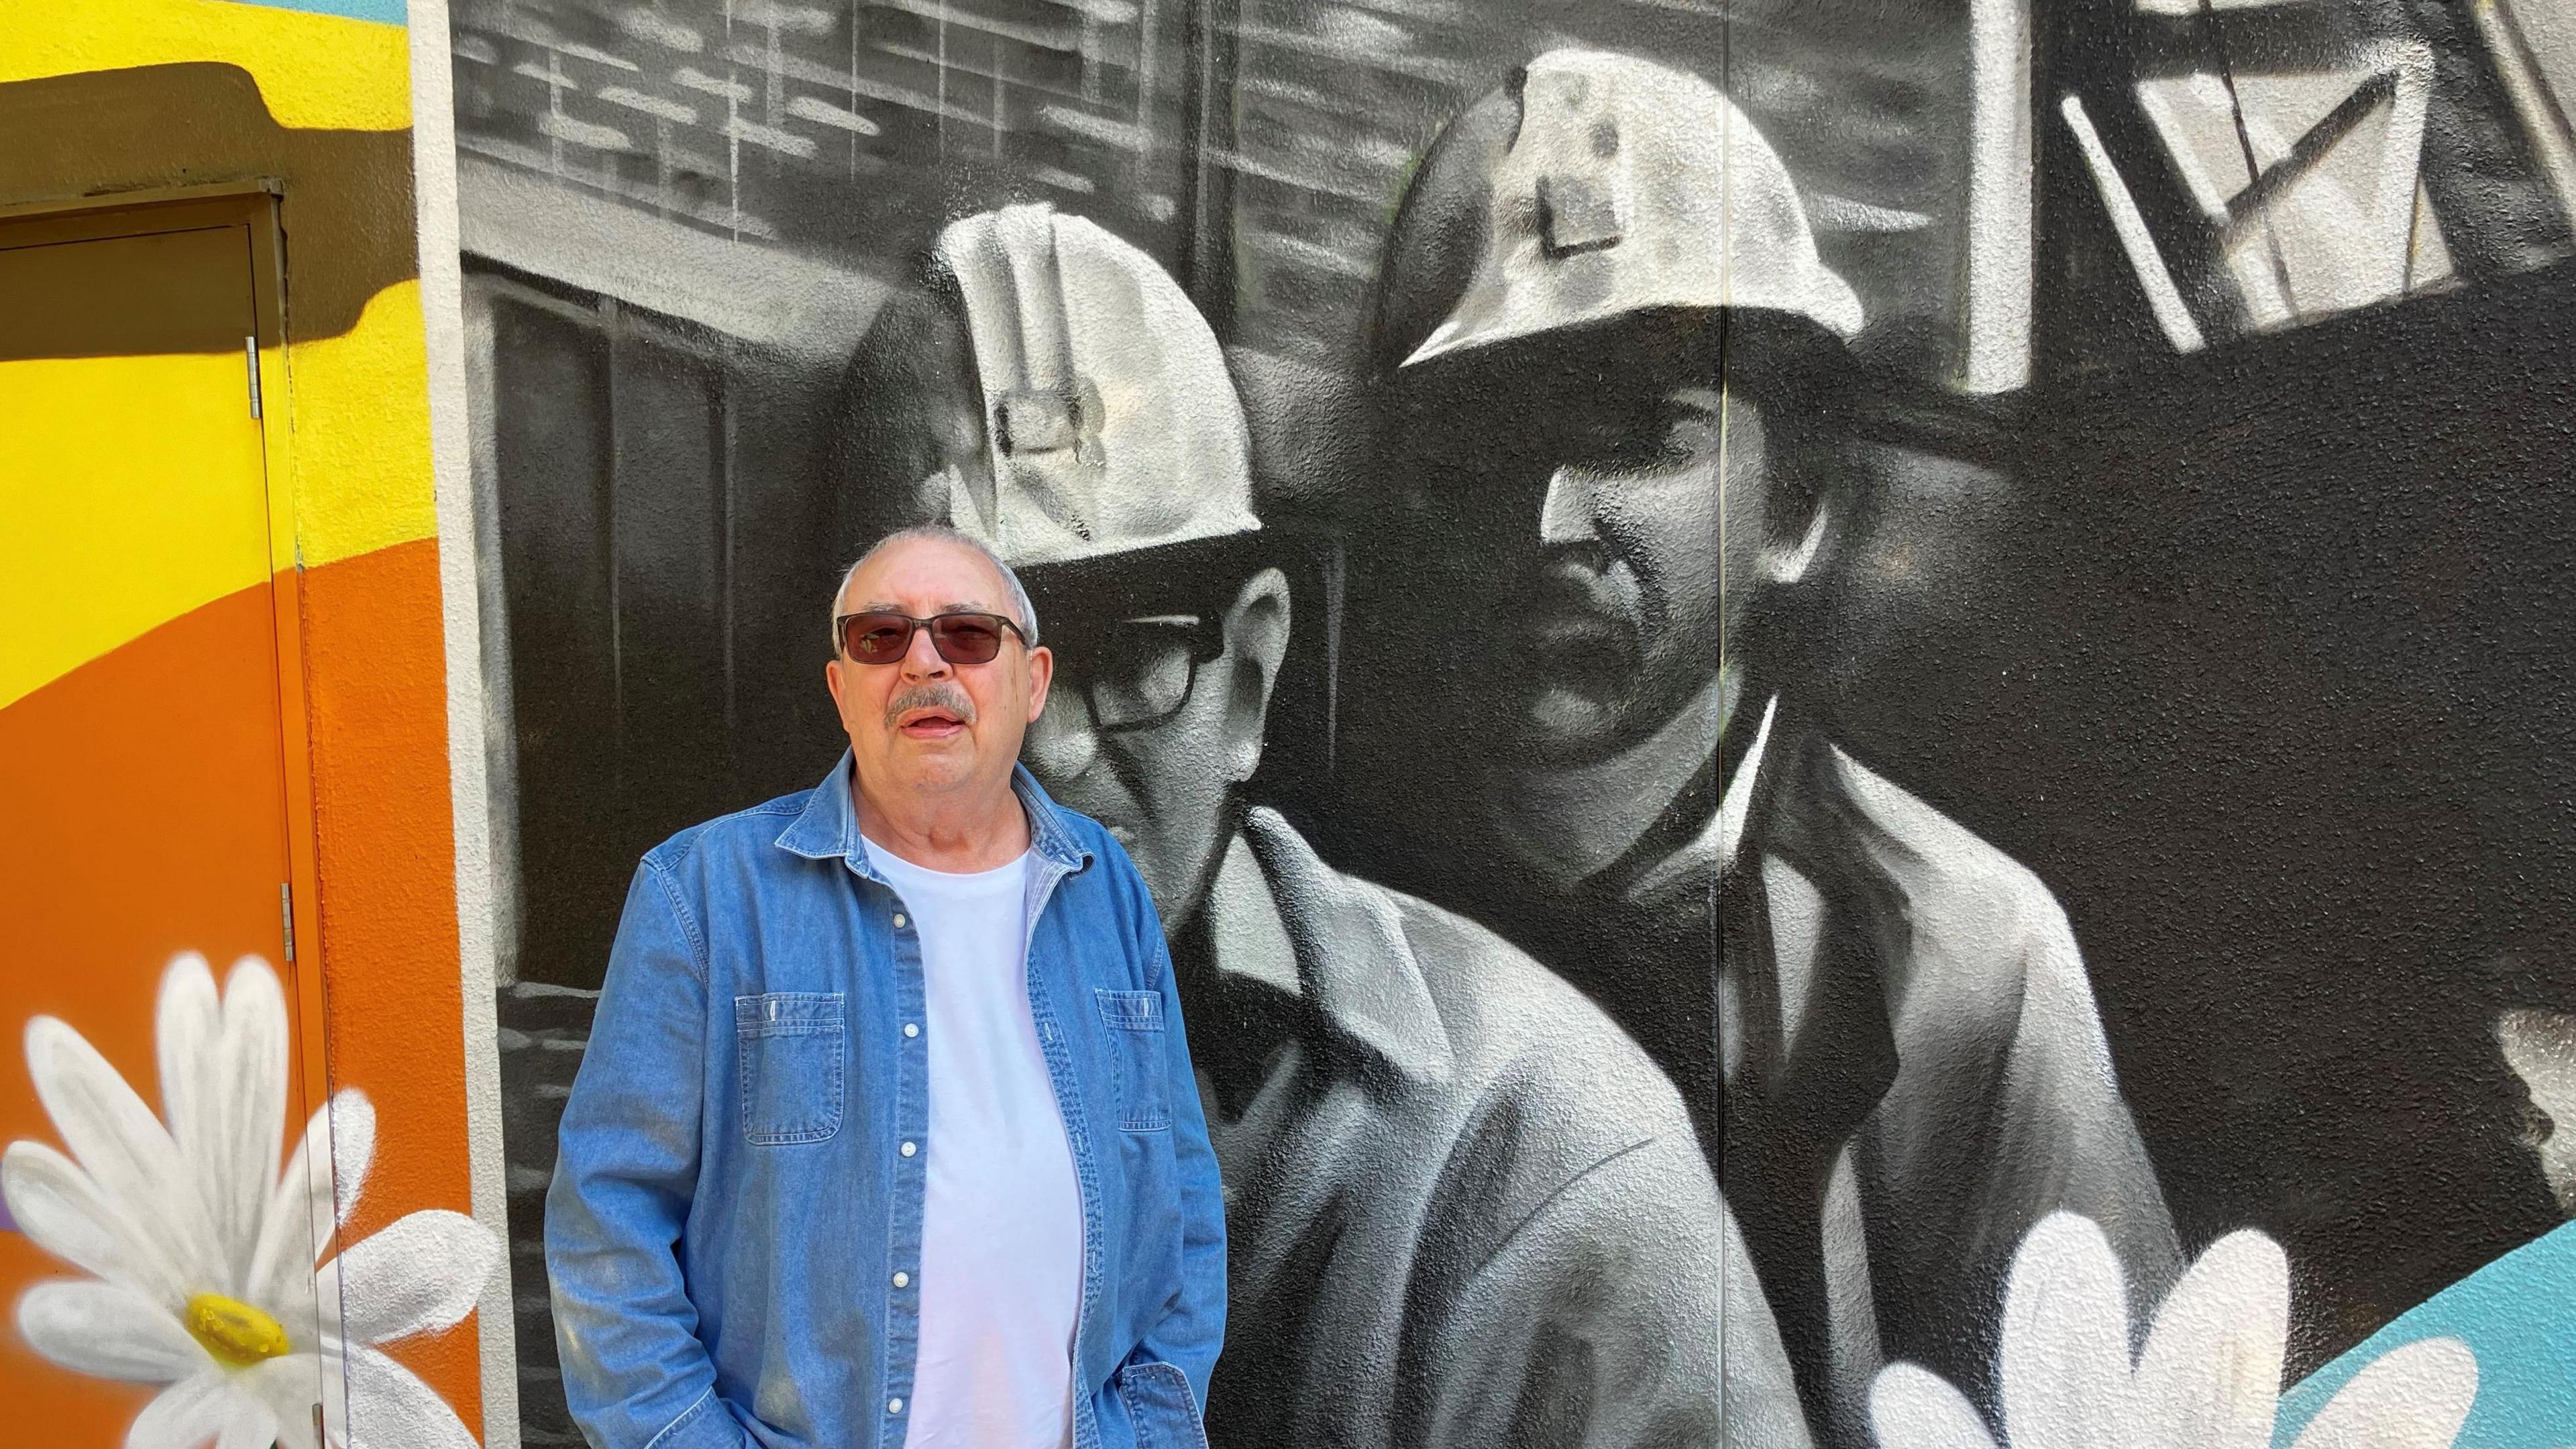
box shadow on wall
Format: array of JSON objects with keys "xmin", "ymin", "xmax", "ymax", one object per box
[{"xmin": 0, "ymin": 63, "xmax": 417, "ymax": 351}]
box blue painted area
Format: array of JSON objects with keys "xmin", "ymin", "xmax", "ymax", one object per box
[
  {"xmin": 221, "ymin": 0, "xmax": 409, "ymax": 25},
  {"xmin": 2276, "ymin": 1222, "xmax": 2576, "ymax": 1448}
]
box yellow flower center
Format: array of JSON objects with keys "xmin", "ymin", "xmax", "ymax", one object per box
[{"xmin": 182, "ymin": 1293, "xmax": 292, "ymax": 1368}]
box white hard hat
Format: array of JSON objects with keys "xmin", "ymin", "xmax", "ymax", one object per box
[
  {"xmin": 1378, "ymin": 50, "xmax": 1864, "ymax": 370},
  {"xmin": 929, "ymin": 204, "xmax": 1259, "ymax": 569}
]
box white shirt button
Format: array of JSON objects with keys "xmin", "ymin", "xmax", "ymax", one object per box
[
  {"xmin": 892, "ymin": 912, "xmax": 908, "ymax": 929},
  {"xmin": 892, "ymin": 1271, "xmax": 909, "ymax": 1288},
  {"xmin": 904, "ymin": 1022, "xmax": 920, "ymax": 1038},
  {"xmin": 900, "ymin": 1140, "xmax": 916, "ymax": 1157},
  {"xmin": 888, "ymin": 1398, "xmax": 904, "ymax": 1415}
]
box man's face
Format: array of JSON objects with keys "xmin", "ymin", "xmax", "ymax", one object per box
[
  {"xmin": 1392, "ymin": 318, "xmax": 1793, "ymax": 767},
  {"xmin": 1020, "ymin": 559, "xmax": 1287, "ymax": 930},
  {"xmin": 826, "ymin": 535, "xmax": 1053, "ymax": 809}
]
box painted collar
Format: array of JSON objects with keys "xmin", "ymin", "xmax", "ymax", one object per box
[{"xmin": 1215, "ymin": 808, "xmax": 1455, "ymax": 1087}]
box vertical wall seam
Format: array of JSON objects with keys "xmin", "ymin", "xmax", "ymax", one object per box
[{"xmin": 411, "ymin": 0, "xmax": 526, "ymax": 1440}]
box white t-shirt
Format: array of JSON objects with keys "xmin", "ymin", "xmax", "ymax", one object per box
[{"xmin": 864, "ymin": 837, "xmax": 1083, "ymax": 1449}]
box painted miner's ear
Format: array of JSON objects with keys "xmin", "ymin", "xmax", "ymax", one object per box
[
  {"xmin": 1766, "ymin": 492, "xmax": 1835, "ymax": 587},
  {"xmin": 1760, "ymin": 436, "xmax": 1839, "ymax": 588},
  {"xmin": 1218, "ymin": 568, "xmax": 1292, "ymax": 784}
]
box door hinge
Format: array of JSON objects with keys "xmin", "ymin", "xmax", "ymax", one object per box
[
  {"xmin": 246, "ymin": 335, "xmax": 262, "ymax": 420},
  {"xmin": 280, "ymin": 881, "xmax": 296, "ymax": 963}
]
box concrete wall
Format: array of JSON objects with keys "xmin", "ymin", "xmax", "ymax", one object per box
[{"xmin": 448, "ymin": 0, "xmax": 2576, "ymax": 1444}]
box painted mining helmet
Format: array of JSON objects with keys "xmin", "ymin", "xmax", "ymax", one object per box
[
  {"xmin": 1371, "ymin": 48, "xmax": 1865, "ymax": 371},
  {"xmin": 921, "ymin": 203, "xmax": 1259, "ymax": 568}
]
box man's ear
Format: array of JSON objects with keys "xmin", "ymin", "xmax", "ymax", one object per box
[
  {"xmin": 1024, "ymin": 643, "xmax": 1055, "ymax": 721},
  {"xmin": 1218, "ymin": 568, "xmax": 1292, "ymax": 784}
]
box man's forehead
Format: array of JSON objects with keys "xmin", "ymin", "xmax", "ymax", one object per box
[{"xmin": 839, "ymin": 535, "xmax": 1009, "ymax": 610}]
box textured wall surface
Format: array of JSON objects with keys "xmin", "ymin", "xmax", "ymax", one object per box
[{"xmin": 453, "ymin": 0, "xmax": 2576, "ymax": 1444}]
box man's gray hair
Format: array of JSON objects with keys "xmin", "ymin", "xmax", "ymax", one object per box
[{"xmin": 830, "ymin": 524, "xmax": 1041, "ymax": 648}]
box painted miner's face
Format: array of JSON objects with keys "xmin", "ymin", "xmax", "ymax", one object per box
[
  {"xmin": 1020, "ymin": 555, "xmax": 1289, "ymax": 932},
  {"xmin": 1393, "ymin": 315, "xmax": 1809, "ymax": 767},
  {"xmin": 1528, "ymin": 378, "xmax": 1756, "ymax": 759}
]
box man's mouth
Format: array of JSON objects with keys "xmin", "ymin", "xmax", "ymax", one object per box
[{"xmin": 894, "ymin": 705, "xmax": 969, "ymax": 741}]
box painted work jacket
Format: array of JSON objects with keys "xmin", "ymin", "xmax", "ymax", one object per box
[
  {"xmin": 545, "ymin": 757, "xmax": 1226, "ymax": 1449},
  {"xmin": 1189, "ymin": 808, "xmax": 1812, "ymax": 1449},
  {"xmin": 1717, "ymin": 701, "xmax": 2184, "ymax": 1443}
]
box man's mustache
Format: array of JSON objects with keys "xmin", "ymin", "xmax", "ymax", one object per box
[{"xmin": 885, "ymin": 683, "xmax": 977, "ymax": 729}]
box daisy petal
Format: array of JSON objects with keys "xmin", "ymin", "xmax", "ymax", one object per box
[
  {"xmin": 214, "ymin": 1389, "xmax": 282, "ymax": 1449},
  {"xmin": 126, "ymin": 1372, "xmax": 232, "ymax": 1449},
  {"xmin": 242, "ymin": 1354, "xmax": 330, "ymax": 1449},
  {"xmin": 252, "ymin": 1090, "xmax": 372, "ymax": 1323},
  {"xmin": 334, "ymin": 1210, "xmax": 500, "ymax": 1346},
  {"xmin": 157, "ymin": 959, "xmax": 229, "ymax": 1258},
  {"xmin": 1999, "ymin": 1212, "xmax": 2139, "ymax": 1449},
  {"xmin": 326, "ymin": 1086, "xmax": 376, "ymax": 1226},
  {"xmin": 1, "ymin": 1140, "xmax": 190, "ymax": 1307},
  {"xmin": 2133, "ymin": 1228, "xmax": 2288, "ymax": 1449},
  {"xmin": 347, "ymin": 1344, "xmax": 480, "ymax": 1449},
  {"xmin": 26, "ymin": 1014, "xmax": 225, "ymax": 1293},
  {"xmin": 2286, "ymin": 1338, "xmax": 2477, "ymax": 1449},
  {"xmin": 19, "ymin": 1277, "xmax": 209, "ymax": 1382},
  {"xmin": 162, "ymin": 957, "xmax": 289, "ymax": 1295},
  {"xmin": 1870, "ymin": 1362, "xmax": 2000, "ymax": 1449}
]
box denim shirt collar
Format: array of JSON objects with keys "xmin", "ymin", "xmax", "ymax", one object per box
[{"xmin": 772, "ymin": 751, "xmax": 1092, "ymax": 876}]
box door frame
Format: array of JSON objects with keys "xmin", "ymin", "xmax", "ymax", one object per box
[{"xmin": 0, "ymin": 183, "xmax": 333, "ymax": 1248}]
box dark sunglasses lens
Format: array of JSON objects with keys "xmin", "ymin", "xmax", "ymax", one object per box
[
  {"xmin": 930, "ymin": 615, "xmax": 1005, "ymax": 663},
  {"xmin": 843, "ymin": 614, "xmax": 915, "ymax": 662}
]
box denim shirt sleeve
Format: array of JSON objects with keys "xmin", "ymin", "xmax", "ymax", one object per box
[
  {"xmin": 546, "ymin": 862, "xmax": 753, "ymax": 1449},
  {"xmin": 1117, "ymin": 897, "xmax": 1228, "ymax": 1411}
]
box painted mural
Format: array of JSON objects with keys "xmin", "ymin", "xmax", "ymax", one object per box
[
  {"xmin": 450, "ymin": 0, "xmax": 2576, "ymax": 1444},
  {"xmin": 2, "ymin": 1, "xmax": 507, "ymax": 1445},
  {"xmin": 3, "ymin": 955, "xmax": 499, "ymax": 1448}
]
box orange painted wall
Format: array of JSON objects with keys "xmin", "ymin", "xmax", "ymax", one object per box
[{"xmin": 303, "ymin": 538, "xmax": 484, "ymax": 1429}]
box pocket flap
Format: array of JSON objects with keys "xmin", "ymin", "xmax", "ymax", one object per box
[
  {"xmin": 1118, "ymin": 1360, "xmax": 1208, "ymax": 1449},
  {"xmin": 735, "ymin": 991, "xmax": 845, "ymax": 1036},
  {"xmin": 1095, "ymin": 988, "xmax": 1164, "ymax": 1031}
]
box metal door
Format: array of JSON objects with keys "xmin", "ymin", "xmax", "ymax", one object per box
[{"xmin": 0, "ymin": 194, "xmax": 333, "ymax": 1447}]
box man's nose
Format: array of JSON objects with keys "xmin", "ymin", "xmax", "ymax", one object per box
[
  {"xmin": 900, "ymin": 622, "xmax": 951, "ymax": 679},
  {"xmin": 1540, "ymin": 466, "xmax": 1603, "ymax": 545},
  {"xmin": 1022, "ymin": 687, "xmax": 1102, "ymax": 783}
]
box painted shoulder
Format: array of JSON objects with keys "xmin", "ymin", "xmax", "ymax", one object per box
[
  {"xmin": 1376, "ymin": 877, "xmax": 1702, "ymax": 1124},
  {"xmin": 1811, "ymin": 741, "xmax": 2080, "ymax": 961}
]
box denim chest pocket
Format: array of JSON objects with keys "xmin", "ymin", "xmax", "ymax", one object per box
[
  {"xmin": 735, "ymin": 992, "xmax": 845, "ymax": 1145},
  {"xmin": 1095, "ymin": 989, "xmax": 1169, "ymax": 1132}
]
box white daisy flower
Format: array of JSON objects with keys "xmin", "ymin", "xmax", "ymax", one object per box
[
  {"xmin": 1870, "ymin": 1212, "xmax": 2478, "ymax": 1449},
  {"xmin": 1, "ymin": 953, "xmax": 500, "ymax": 1449}
]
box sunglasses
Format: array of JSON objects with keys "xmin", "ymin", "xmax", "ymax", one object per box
[{"xmin": 836, "ymin": 610, "xmax": 1032, "ymax": 665}]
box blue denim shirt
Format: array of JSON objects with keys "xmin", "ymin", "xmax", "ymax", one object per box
[{"xmin": 547, "ymin": 756, "xmax": 1225, "ymax": 1449}]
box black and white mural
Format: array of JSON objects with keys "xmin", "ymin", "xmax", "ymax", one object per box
[{"xmin": 453, "ymin": 0, "xmax": 2576, "ymax": 1444}]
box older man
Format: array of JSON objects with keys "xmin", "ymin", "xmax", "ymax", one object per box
[
  {"xmin": 1357, "ymin": 50, "xmax": 2180, "ymax": 1441},
  {"xmin": 546, "ymin": 523, "xmax": 1224, "ymax": 1448},
  {"xmin": 831, "ymin": 201, "xmax": 1813, "ymax": 1448}
]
